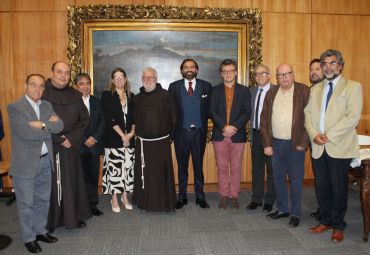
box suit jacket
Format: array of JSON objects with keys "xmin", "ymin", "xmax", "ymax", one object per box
[
  {"xmin": 249, "ymin": 84, "xmax": 275, "ymax": 144},
  {"xmin": 81, "ymin": 95, "xmax": 106, "ymax": 155},
  {"xmin": 8, "ymin": 96, "xmax": 64, "ymax": 178},
  {"xmin": 304, "ymin": 76, "xmax": 363, "ymax": 159},
  {"xmin": 168, "ymin": 78, "xmax": 212, "ymax": 141},
  {"xmin": 260, "ymin": 82, "xmax": 310, "ymax": 150},
  {"xmin": 101, "ymin": 90, "xmax": 135, "ymax": 148},
  {"xmin": 210, "ymin": 83, "xmax": 251, "ymax": 143}
]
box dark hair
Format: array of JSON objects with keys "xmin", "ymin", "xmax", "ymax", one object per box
[
  {"xmin": 219, "ymin": 59, "xmax": 237, "ymax": 72},
  {"xmin": 180, "ymin": 59, "xmax": 199, "ymax": 71},
  {"xmin": 25, "ymin": 74, "xmax": 46, "ymax": 84},
  {"xmin": 320, "ymin": 49, "xmax": 345, "ymax": 66},
  {"xmin": 74, "ymin": 73, "xmax": 91, "ymax": 84},
  {"xmin": 309, "ymin": 58, "xmax": 321, "ymax": 67}
]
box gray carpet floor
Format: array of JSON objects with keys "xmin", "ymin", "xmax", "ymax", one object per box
[{"xmin": 1, "ymin": 186, "xmax": 369, "ymax": 255}]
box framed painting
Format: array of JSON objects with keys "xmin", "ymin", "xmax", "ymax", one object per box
[{"xmin": 67, "ymin": 4, "xmax": 263, "ymax": 97}]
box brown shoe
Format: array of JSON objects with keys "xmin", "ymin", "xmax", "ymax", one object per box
[
  {"xmin": 230, "ymin": 198, "xmax": 239, "ymax": 210},
  {"xmin": 309, "ymin": 224, "xmax": 333, "ymax": 233},
  {"xmin": 331, "ymin": 230, "xmax": 344, "ymax": 243},
  {"xmin": 218, "ymin": 197, "xmax": 228, "ymax": 209}
]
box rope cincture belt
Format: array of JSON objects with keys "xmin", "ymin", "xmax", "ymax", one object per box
[
  {"xmin": 137, "ymin": 134, "xmax": 169, "ymax": 189},
  {"xmin": 56, "ymin": 152, "xmax": 62, "ymax": 207}
]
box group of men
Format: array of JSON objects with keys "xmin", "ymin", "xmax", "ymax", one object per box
[{"xmin": 7, "ymin": 48, "xmax": 362, "ymax": 253}]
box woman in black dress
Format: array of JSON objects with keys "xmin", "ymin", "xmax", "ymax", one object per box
[{"xmin": 101, "ymin": 68, "xmax": 135, "ymax": 212}]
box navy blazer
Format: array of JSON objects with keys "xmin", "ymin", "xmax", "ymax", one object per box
[
  {"xmin": 168, "ymin": 78, "xmax": 212, "ymax": 141},
  {"xmin": 81, "ymin": 95, "xmax": 106, "ymax": 155},
  {"xmin": 210, "ymin": 83, "xmax": 251, "ymax": 143}
]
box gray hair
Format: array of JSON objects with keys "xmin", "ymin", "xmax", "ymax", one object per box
[
  {"xmin": 142, "ymin": 67, "xmax": 158, "ymax": 77},
  {"xmin": 320, "ymin": 49, "xmax": 345, "ymax": 66}
]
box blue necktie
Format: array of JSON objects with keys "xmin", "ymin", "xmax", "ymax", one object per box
[
  {"xmin": 325, "ymin": 82, "xmax": 333, "ymax": 111},
  {"xmin": 254, "ymin": 88, "xmax": 263, "ymax": 129}
]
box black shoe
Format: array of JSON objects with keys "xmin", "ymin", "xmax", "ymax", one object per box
[
  {"xmin": 36, "ymin": 233, "xmax": 58, "ymax": 243},
  {"xmin": 196, "ymin": 199, "xmax": 210, "ymax": 208},
  {"xmin": 289, "ymin": 216, "xmax": 300, "ymax": 227},
  {"xmin": 91, "ymin": 207, "xmax": 104, "ymax": 216},
  {"xmin": 25, "ymin": 241, "xmax": 42, "ymax": 253},
  {"xmin": 263, "ymin": 204, "xmax": 273, "ymax": 213},
  {"xmin": 78, "ymin": 221, "xmax": 86, "ymax": 228},
  {"xmin": 246, "ymin": 201, "xmax": 262, "ymax": 210},
  {"xmin": 267, "ymin": 210, "xmax": 289, "ymax": 219},
  {"xmin": 310, "ymin": 209, "xmax": 320, "ymax": 221},
  {"xmin": 175, "ymin": 198, "xmax": 188, "ymax": 209}
]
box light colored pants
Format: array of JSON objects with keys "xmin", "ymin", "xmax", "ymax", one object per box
[{"xmin": 213, "ymin": 137, "xmax": 245, "ymax": 198}]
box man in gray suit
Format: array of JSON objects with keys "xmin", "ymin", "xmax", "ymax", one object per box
[
  {"xmin": 8, "ymin": 74, "xmax": 63, "ymax": 253},
  {"xmin": 246, "ymin": 64, "xmax": 276, "ymax": 213}
]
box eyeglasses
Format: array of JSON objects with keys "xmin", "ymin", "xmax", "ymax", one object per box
[
  {"xmin": 221, "ymin": 70, "xmax": 236, "ymax": 75},
  {"xmin": 276, "ymin": 71, "xmax": 292, "ymax": 79},
  {"xmin": 142, "ymin": 76, "xmax": 157, "ymax": 81},
  {"xmin": 321, "ymin": 61, "xmax": 338, "ymax": 66},
  {"xmin": 255, "ymin": 72, "xmax": 269, "ymax": 77}
]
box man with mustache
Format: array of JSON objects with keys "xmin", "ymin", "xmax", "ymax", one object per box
[
  {"xmin": 168, "ymin": 59, "xmax": 212, "ymax": 209},
  {"xmin": 305, "ymin": 49, "xmax": 363, "ymax": 242}
]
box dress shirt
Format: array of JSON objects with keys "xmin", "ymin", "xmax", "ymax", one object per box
[
  {"xmin": 254, "ymin": 83, "xmax": 270, "ymax": 129},
  {"xmin": 272, "ymin": 84, "xmax": 294, "ymax": 140},
  {"xmin": 319, "ymin": 75, "xmax": 340, "ymax": 133},
  {"xmin": 82, "ymin": 95, "xmax": 90, "ymax": 115},
  {"xmin": 184, "ymin": 78, "xmax": 196, "ymax": 91},
  {"xmin": 25, "ymin": 95, "xmax": 48, "ymax": 155}
]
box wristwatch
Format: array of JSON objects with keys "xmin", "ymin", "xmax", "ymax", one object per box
[{"xmin": 42, "ymin": 122, "xmax": 46, "ymax": 130}]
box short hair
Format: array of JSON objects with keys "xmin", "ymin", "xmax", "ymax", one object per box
[
  {"xmin": 309, "ymin": 58, "xmax": 321, "ymax": 67},
  {"xmin": 74, "ymin": 73, "xmax": 91, "ymax": 84},
  {"xmin": 142, "ymin": 67, "xmax": 158, "ymax": 77},
  {"xmin": 51, "ymin": 61, "xmax": 69, "ymax": 71},
  {"xmin": 254, "ymin": 64, "xmax": 270, "ymax": 73},
  {"xmin": 25, "ymin": 74, "xmax": 45, "ymax": 84},
  {"xmin": 180, "ymin": 59, "xmax": 199, "ymax": 71},
  {"xmin": 219, "ymin": 59, "xmax": 237, "ymax": 72},
  {"xmin": 320, "ymin": 49, "xmax": 345, "ymax": 66}
]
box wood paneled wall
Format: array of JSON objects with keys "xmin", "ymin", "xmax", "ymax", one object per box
[{"xmin": 1, "ymin": 0, "xmax": 369, "ymax": 188}]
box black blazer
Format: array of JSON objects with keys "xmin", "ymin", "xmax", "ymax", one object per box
[
  {"xmin": 210, "ymin": 83, "xmax": 251, "ymax": 143},
  {"xmin": 101, "ymin": 90, "xmax": 135, "ymax": 148},
  {"xmin": 168, "ymin": 78, "xmax": 212, "ymax": 142},
  {"xmin": 80, "ymin": 95, "xmax": 106, "ymax": 155}
]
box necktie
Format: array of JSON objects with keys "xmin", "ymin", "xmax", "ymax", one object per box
[
  {"xmin": 188, "ymin": 82, "xmax": 193, "ymax": 96},
  {"xmin": 254, "ymin": 88, "xmax": 263, "ymax": 129},
  {"xmin": 325, "ymin": 82, "xmax": 333, "ymax": 110}
]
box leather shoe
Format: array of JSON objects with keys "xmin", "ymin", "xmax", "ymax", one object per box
[
  {"xmin": 218, "ymin": 197, "xmax": 228, "ymax": 209},
  {"xmin": 91, "ymin": 207, "xmax": 104, "ymax": 216},
  {"xmin": 196, "ymin": 198, "xmax": 210, "ymax": 208},
  {"xmin": 230, "ymin": 198, "xmax": 239, "ymax": 210},
  {"xmin": 309, "ymin": 224, "xmax": 333, "ymax": 233},
  {"xmin": 263, "ymin": 204, "xmax": 273, "ymax": 212},
  {"xmin": 78, "ymin": 221, "xmax": 86, "ymax": 228},
  {"xmin": 310, "ymin": 208, "xmax": 320, "ymax": 221},
  {"xmin": 25, "ymin": 241, "xmax": 42, "ymax": 253},
  {"xmin": 246, "ymin": 202, "xmax": 262, "ymax": 210},
  {"xmin": 36, "ymin": 233, "xmax": 58, "ymax": 243},
  {"xmin": 331, "ymin": 230, "xmax": 344, "ymax": 243},
  {"xmin": 175, "ymin": 198, "xmax": 188, "ymax": 209},
  {"xmin": 288, "ymin": 216, "xmax": 300, "ymax": 227},
  {"xmin": 267, "ymin": 210, "xmax": 289, "ymax": 219}
]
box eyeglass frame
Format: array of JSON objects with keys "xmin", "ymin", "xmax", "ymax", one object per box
[{"xmin": 276, "ymin": 71, "xmax": 293, "ymax": 79}]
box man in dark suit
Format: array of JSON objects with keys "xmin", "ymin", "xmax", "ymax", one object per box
[
  {"xmin": 210, "ymin": 59, "xmax": 251, "ymax": 209},
  {"xmin": 74, "ymin": 73, "xmax": 106, "ymax": 216},
  {"xmin": 8, "ymin": 74, "xmax": 63, "ymax": 253},
  {"xmin": 246, "ymin": 64, "xmax": 276, "ymax": 213},
  {"xmin": 260, "ymin": 64, "xmax": 310, "ymax": 227},
  {"xmin": 168, "ymin": 59, "xmax": 212, "ymax": 209}
]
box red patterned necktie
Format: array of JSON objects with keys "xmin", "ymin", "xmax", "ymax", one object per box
[{"xmin": 188, "ymin": 82, "xmax": 193, "ymax": 96}]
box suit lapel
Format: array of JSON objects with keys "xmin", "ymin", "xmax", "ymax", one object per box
[
  {"xmin": 326, "ymin": 76, "xmax": 346, "ymax": 110},
  {"xmin": 22, "ymin": 96, "xmax": 39, "ymax": 120}
]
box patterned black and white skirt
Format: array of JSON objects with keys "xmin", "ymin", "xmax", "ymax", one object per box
[{"xmin": 102, "ymin": 147, "xmax": 135, "ymax": 194}]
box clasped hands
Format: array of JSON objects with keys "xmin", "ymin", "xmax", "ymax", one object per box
[
  {"xmin": 121, "ymin": 133, "xmax": 134, "ymax": 147},
  {"xmin": 313, "ymin": 133, "xmax": 330, "ymax": 145}
]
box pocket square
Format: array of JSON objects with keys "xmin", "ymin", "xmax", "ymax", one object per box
[{"xmin": 202, "ymin": 95, "xmax": 208, "ymax": 98}]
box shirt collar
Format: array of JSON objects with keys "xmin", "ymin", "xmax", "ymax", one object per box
[{"xmin": 25, "ymin": 95, "xmax": 42, "ymax": 107}]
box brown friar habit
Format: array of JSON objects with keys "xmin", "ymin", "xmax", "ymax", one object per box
[
  {"xmin": 133, "ymin": 83, "xmax": 177, "ymax": 212},
  {"xmin": 42, "ymin": 79, "xmax": 92, "ymax": 230}
]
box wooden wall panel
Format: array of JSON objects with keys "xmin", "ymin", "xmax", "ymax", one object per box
[
  {"xmin": 11, "ymin": 0, "xmax": 74, "ymax": 11},
  {"xmin": 312, "ymin": 0, "xmax": 370, "ymax": 15},
  {"xmin": 253, "ymin": 0, "xmax": 310, "ymax": 13},
  {"xmin": 312, "ymin": 14, "xmax": 370, "ymax": 135},
  {"xmin": 12, "ymin": 12, "xmax": 69, "ymax": 94},
  {"xmin": 165, "ymin": 0, "xmax": 252, "ymax": 8},
  {"xmin": 0, "ymin": 13, "xmax": 13, "ymax": 187},
  {"xmin": 76, "ymin": 0, "xmax": 165, "ymax": 5},
  {"xmin": 0, "ymin": 0, "xmax": 11, "ymax": 11},
  {"xmin": 261, "ymin": 13, "xmax": 311, "ymax": 86}
]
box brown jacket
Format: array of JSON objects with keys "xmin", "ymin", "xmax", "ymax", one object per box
[{"xmin": 260, "ymin": 82, "xmax": 310, "ymax": 150}]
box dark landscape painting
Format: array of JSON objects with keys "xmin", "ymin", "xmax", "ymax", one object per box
[{"xmin": 92, "ymin": 30, "xmax": 238, "ymax": 97}]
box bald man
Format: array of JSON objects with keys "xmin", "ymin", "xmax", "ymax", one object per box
[{"xmin": 260, "ymin": 64, "xmax": 310, "ymax": 227}]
